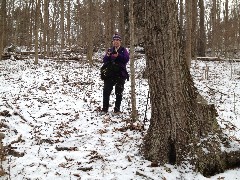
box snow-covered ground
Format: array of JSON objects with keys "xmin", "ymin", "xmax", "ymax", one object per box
[{"xmin": 0, "ymin": 57, "xmax": 239, "ymax": 180}]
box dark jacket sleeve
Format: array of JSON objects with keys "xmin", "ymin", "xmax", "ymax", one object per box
[
  {"xmin": 102, "ymin": 47, "xmax": 112, "ymax": 64},
  {"xmin": 103, "ymin": 47, "xmax": 129, "ymax": 65},
  {"xmin": 117, "ymin": 48, "xmax": 129, "ymax": 64},
  {"xmin": 103, "ymin": 54, "xmax": 111, "ymax": 64}
]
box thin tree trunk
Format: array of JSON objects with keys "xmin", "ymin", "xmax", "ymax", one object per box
[
  {"xmin": 67, "ymin": 0, "xmax": 71, "ymax": 48},
  {"xmin": 43, "ymin": 0, "xmax": 49, "ymax": 57},
  {"xmin": 211, "ymin": 0, "xmax": 217, "ymax": 56},
  {"xmin": 104, "ymin": 0, "xmax": 116, "ymax": 48},
  {"xmin": 0, "ymin": 0, "xmax": 7, "ymax": 60},
  {"xmin": 51, "ymin": 0, "xmax": 58, "ymax": 57},
  {"xmin": 86, "ymin": 0, "xmax": 93, "ymax": 65},
  {"xmin": 76, "ymin": 0, "xmax": 82, "ymax": 48},
  {"xmin": 34, "ymin": 0, "xmax": 40, "ymax": 64},
  {"xmin": 191, "ymin": 1, "xmax": 197, "ymax": 59},
  {"xmin": 197, "ymin": 0, "xmax": 206, "ymax": 57},
  {"xmin": 119, "ymin": 0, "xmax": 125, "ymax": 46},
  {"xmin": 185, "ymin": 0, "xmax": 192, "ymax": 67},
  {"xmin": 29, "ymin": 0, "xmax": 34, "ymax": 48},
  {"xmin": 224, "ymin": 0, "xmax": 229, "ymax": 58},
  {"xmin": 60, "ymin": 0, "xmax": 65, "ymax": 50},
  {"xmin": 129, "ymin": 0, "xmax": 137, "ymax": 122}
]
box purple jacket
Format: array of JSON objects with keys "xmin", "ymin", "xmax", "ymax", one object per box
[{"xmin": 103, "ymin": 46, "xmax": 129, "ymax": 80}]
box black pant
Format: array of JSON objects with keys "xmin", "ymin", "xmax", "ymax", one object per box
[{"xmin": 103, "ymin": 78, "xmax": 125, "ymax": 112}]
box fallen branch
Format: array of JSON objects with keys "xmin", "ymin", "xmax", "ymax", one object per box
[
  {"xmin": 5, "ymin": 101, "xmax": 27, "ymax": 123},
  {"xmin": 77, "ymin": 167, "xmax": 93, "ymax": 171},
  {"xmin": 136, "ymin": 171, "xmax": 154, "ymax": 180},
  {"xmin": 55, "ymin": 146, "xmax": 78, "ymax": 151},
  {"xmin": 197, "ymin": 57, "xmax": 240, "ymax": 62},
  {"xmin": 8, "ymin": 135, "xmax": 24, "ymax": 146}
]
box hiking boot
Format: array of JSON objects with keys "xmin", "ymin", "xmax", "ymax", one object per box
[
  {"xmin": 99, "ymin": 109, "xmax": 108, "ymax": 115},
  {"xmin": 112, "ymin": 111, "xmax": 121, "ymax": 116},
  {"xmin": 113, "ymin": 107, "xmax": 121, "ymax": 115}
]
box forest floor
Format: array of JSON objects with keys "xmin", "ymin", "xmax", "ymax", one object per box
[{"xmin": 0, "ymin": 55, "xmax": 239, "ymax": 180}]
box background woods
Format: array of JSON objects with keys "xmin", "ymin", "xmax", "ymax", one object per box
[
  {"xmin": 0, "ymin": 0, "xmax": 240, "ymax": 60},
  {"xmin": 0, "ymin": 0, "xmax": 129, "ymax": 59}
]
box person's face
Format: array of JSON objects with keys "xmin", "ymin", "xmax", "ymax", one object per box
[{"xmin": 112, "ymin": 39, "xmax": 121, "ymax": 47}]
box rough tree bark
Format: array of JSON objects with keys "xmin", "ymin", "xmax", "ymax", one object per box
[
  {"xmin": 136, "ymin": 0, "xmax": 240, "ymax": 177},
  {"xmin": 185, "ymin": 0, "xmax": 192, "ymax": 68}
]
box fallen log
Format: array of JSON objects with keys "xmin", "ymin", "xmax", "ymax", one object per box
[{"xmin": 197, "ymin": 57, "xmax": 240, "ymax": 62}]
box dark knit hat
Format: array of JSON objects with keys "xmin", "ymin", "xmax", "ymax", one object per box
[{"xmin": 112, "ymin": 33, "xmax": 121, "ymax": 41}]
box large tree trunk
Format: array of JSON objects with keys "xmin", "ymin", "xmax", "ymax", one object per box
[{"xmin": 140, "ymin": 0, "xmax": 240, "ymax": 177}]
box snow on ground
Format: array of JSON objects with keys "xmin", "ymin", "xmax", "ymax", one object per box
[
  {"xmin": 0, "ymin": 57, "xmax": 239, "ymax": 180},
  {"xmin": 191, "ymin": 60, "xmax": 240, "ymax": 139}
]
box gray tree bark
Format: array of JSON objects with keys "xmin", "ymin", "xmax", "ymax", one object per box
[
  {"xmin": 136, "ymin": 0, "xmax": 240, "ymax": 177},
  {"xmin": 86, "ymin": 0, "xmax": 94, "ymax": 65},
  {"xmin": 129, "ymin": 0, "xmax": 137, "ymax": 122},
  {"xmin": 211, "ymin": 0, "xmax": 217, "ymax": 56},
  {"xmin": 191, "ymin": 1, "xmax": 197, "ymax": 59},
  {"xmin": 197, "ymin": 0, "xmax": 206, "ymax": 57},
  {"xmin": 185, "ymin": 0, "xmax": 192, "ymax": 68},
  {"xmin": 0, "ymin": 0, "xmax": 7, "ymax": 60},
  {"xmin": 43, "ymin": 0, "xmax": 49, "ymax": 57},
  {"xmin": 34, "ymin": 0, "xmax": 40, "ymax": 65},
  {"xmin": 60, "ymin": 0, "xmax": 65, "ymax": 50}
]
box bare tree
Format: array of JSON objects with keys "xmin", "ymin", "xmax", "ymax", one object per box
[
  {"xmin": 134, "ymin": 0, "xmax": 240, "ymax": 177},
  {"xmin": 60, "ymin": 0, "xmax": 65, "ymax": 50},
  {"xmin": 86, "ymin": 0, "xmax": 94, "ymax": 65},
  {"xmin": 0, "ymin": 0, "xmax": 7, "ymax": 60},
  {"xmin": 185, "ymin": 0, "xmax": 192, "ymax": 67},
  {"xmin": 104, "ymin": 0, "xmax": 117, "ymax": 48},
  {"xmin": 51, "ymin": 0, "xmax": 59, "ymax": 56},
  {"xmin": 43, "ymin": 0, "xmax": 49, "ymax": 57},
  {"xmin": 211, "ymin": 0, "xmax": 217, "ymax": 56},
  {"xmin": 191, "ymin": 1, "xmax": 198, "ymax": 59},
  {"xmin": 34, "ymin": 0, "xmax": 41, "ymax": 64},
  {"xmin": 29, "ymin": 0, "xmax": 34, "ymax": 48},
  {"xmin": 129, "ymin": 0, "xmax": 137, "ymax": 121},
  {"xmin": 197, "ymin": 0, "xmax": 206, "ymax": 57},
  {"xmin": 66, "ymin": 0, "xmax": 71, "ymax": 48},
  {"xmin": 118, "ymin": 0, "xmax": 125, "ymax": 46}
]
